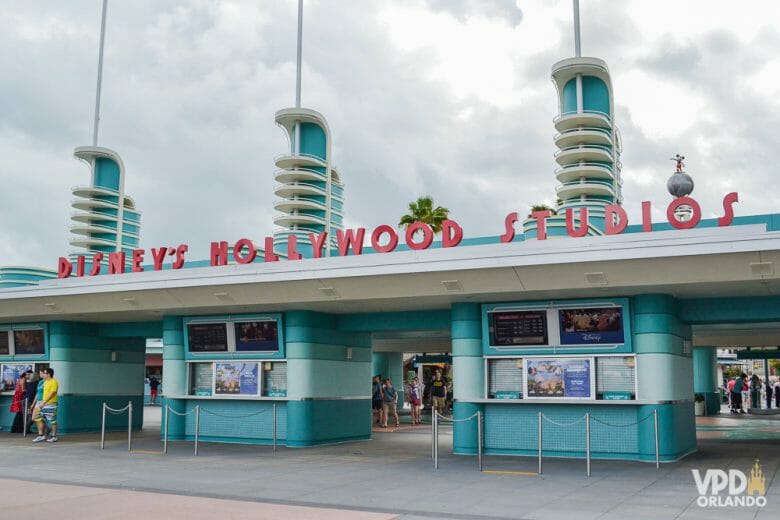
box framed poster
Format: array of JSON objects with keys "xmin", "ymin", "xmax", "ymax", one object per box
[
  {"xmin": 488, "ymin": 310, "xmax": 548, "ymax": 346},
  {"xmin": 526, "ymin": 358, "xmax": 592, "ymax": 399},
  {"xmin": 190, "ymin": 363, "xmax": 214, "ymax": 396},
  {"xmin": 1, "ymin": 363, "xmax": 33, "ymax": 391},
  {"xmin": 187, "ymin": 322, "xmax": 229, "ymax": 352},
  {"xmin": 215, "ymin": 362, "xmax": 259, "ymax": 395},
  {"xmin": 558, "ymin": 307, "xmax": 624, "ymax": 345},
  {"xmin": 13, "ymin": 329, "xmax": 45, "ymax": 355},
  {"xmin": 234, "ymin": 320, "xmax": 279, "ymax": 352}
]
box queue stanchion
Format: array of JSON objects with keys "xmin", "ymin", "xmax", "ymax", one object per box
[
  {"xmin": 434, "ymin": 411, "xmax": 439, "ymax": 470},
  {"xmin": 273, "ymin": 403, "xmax": 277, "ymax": 453},
  {"xmin": 477, "ymin": 411, "xmax": 483, "ymax": 472},
  {"xmin": 654, "ymin": 409, "xmax": 660, "ymax": 469},
  {"xmin": 585, "ymin": 412, "xmax": 591, "ymax": 477},
  {"xmin": 163, "ymin": 405, "xmax": 169, "ymax": 454},
  {"xmin": 431, "ymin": 408, "xmax": 435, "ymax": 459},
  {"xmin": 194, "ymin": 405, "xmax": 200, "ymax": 456},
  {"xmin": 127, "ymin": 401, "xmax": 133, "ymax": 452},
  {"xmin": 23, "ymin": 398, "xmax": 28, "ymax": 438},
  {"xmin": 537, "ymin": 412, "xmax": 543, "ymax": 475},
  {"xmin": 100, "ymin": 403, "xmax": 106, "ymax": 450}
]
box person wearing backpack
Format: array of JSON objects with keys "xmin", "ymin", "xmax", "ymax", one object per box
[{"xmin": 371, "ymin": 375, "xmax": 384, "ymax": 426}]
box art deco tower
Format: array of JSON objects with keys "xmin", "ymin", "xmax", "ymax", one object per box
[{"xmin": 525, "ymin": 0, "xmax": 622, "ymax": 237}]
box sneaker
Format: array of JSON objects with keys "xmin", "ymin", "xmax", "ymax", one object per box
[
  {"xmin": 46, "ymin": 436, "xmax": 58, "ymax": 443},
  {"xmin": 32, "ymin": 435, "xmax": 46, "ymax": 443}
]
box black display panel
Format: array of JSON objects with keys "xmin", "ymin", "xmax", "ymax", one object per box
[
  {"xmin": 13, "ymin": 329, "xmax": 45, "ymax": 355},
  {"xmin": 234, "ymin": 320, "xmax": 279, "ymax": 352},
  {"xmin": 187, "ymin": 323, "xmax": 229, "ymax": 352},
  {"xmin": 489, "ymin": 311, "xmax": 548, "ymax": 346},
  {"xmin": 0, "ymin": 331, "xmax": 9, "ymax": 355}
]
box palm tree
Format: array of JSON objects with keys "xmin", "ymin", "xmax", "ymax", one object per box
[
  {"xmin": 399, "ymin": 196, "xmax": 450, "ymax": 234},
  {"xmin": 527, "ymin": 204, "xmax": 557, "ymax": 218}
]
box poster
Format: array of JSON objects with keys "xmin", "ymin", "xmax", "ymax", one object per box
[
  {"xmin": 489, "ymin": 311, "xmax": 548, "ymax": 346},
  {"xmin": 1, "ymin": 364, "xmax": 33, "ymax": 392},
  {"xmin": 215, "ymin": 363, "xmax": 259, "ymax": 395},
  {"xmin": 558, "ymin": 307, "xmax": 624, "ymax": 345},
  {"xmin": 234, "ymin": 321, "xmax": 279, "ymax": 352},
  {"xmin": 13, "ymin": 329, "xmax": 45, "ymax": 355},
  {"xmin": 526, "ymin": 358, "xmax": 591, "ymax": 398},
  {"xmin": 190, "ymin": 363, "xmax": 213, "ymax": 396}
]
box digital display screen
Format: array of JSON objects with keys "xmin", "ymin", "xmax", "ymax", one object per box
[
  {"xmin": 489, "ymin": 311, "xmax": 548, "ymax": 346},
  {"xmin": 187, "ymin": 323, "xmax": 229, "ymax": 352},
  {"xmin": 234, "ymin": 321, "xmax": 279, "ymax": 352},
  {"xmin": 558, "ymin": 307, "xmax": 624, "ymax": 345},
  {"xmin": 13, "ymin": 329, "xmax": 45, "ymax": 355}
]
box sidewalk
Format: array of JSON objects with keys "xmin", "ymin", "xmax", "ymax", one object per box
[{"xmin": 0, "ymin": 407, "xmax": 778, "ymax": 519}]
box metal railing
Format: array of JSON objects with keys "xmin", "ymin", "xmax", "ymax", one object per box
[
  {"xmin": 432, "ymin": 411, "xmax": 482, "ymax": 471},
  {"xmin": 554, "ymin": 109, "xmax": 612, "ymax": 123},
  {"xmin": 100, "ymin": 401, "xmax": 133, "ymax": 451}
]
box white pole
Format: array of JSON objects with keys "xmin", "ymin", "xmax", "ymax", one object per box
[
  {"xmin": 127, "ymin": 401, "xmax": 132, "ymax": 452},
  {"xmin": 93, "ymin": 0, "xmax": 108, "ymax": 146},
  {"xmin": 477, "ymin": 411, "xmax": 483, "ymax": 472},
  {"xmin": 164, "ymin": 405, "xmax": 169, "ymax": 454},
  {"xmin": 585, "ymin": 412, "xmax": 591, "ymax": 477},
  {"xmin": 537, "ymin": 412, "xmax": 543, "ymax": 475},
  {"xmin": 100, "ymin": 403, "xmax": 106, "ymax": 449},
  {"xmin": 295, "ymin": 0, "xmax": 303, "ymax": 108},
  {"xmin": 194, "ymin": 405, "xmax": 200, "ymax": 456},
  {"xmin": 273, "ymin": 403, "xmax": 278, "ymax": 453},
  {"xmin": 573, "ymin": 0, "xmax": 582, "ymax": 58},
  {"xmin": 654, "ymin": 409, "xmax": 660, "ymax": 469}
]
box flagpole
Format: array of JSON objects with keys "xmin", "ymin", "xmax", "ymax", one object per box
[
  {"xmin": 573, "ymin": 0, "xmax": 581, "ymax": 57},
  {"xmin": 93, "ymin": 0, "xmax": 108, "ymax": 146},
  {"xmin": 295, "ymin": 0, "xmax": 303, "ymax": 108}
]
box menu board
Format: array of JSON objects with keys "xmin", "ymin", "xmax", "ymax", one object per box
[
  {"xmin": 489, "ymin": 311, "xmax": 548, "ymax": 346},
  {"xmin": 13, "ymin": 329, "xmax": 45, "ymax": 355},
  {"xmin": 215, "ymin": 363, "xmax": 259, "ymax": 395},
  {"xmin": 526, "ymin": 358, "xmax": 591, "ymax": 398},
  {"xmin": 0, "ymin": 331, "xmax": 9, "ymax": 355},
  {"xmin": 187, "ymin": 323, "xmax": 228, "ymax": 352},
  {"xmin": 190, "ymin": 363, "xmax": 214, "ymax": 396},
  {"xmin": 234, "ymin": 320, "xmax": 279, "ymax": 352},
  {"xmin": 558, "ymin": 307, "xmax": 624, "ymax": 345}
]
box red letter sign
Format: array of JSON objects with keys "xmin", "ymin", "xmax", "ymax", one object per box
[
  {"xmin": 531, "ymin": 210, "xmax": 551, "ymax": 240},
  {"xmin": 233, "ymin": 238, "xmax": 256, "ymax": 264},
  {"xmin": 500, "ymin": 212, "xmax": 518, "ymax": 243},
  {"xmin": 57, "ymin": 257, "xmax": 72, "ymax": 279},
  {"xmin": 337, "ymin": 228, "xmax": 366, "ymax": 256},
  {"xmin": 405, "ymin": 222, "xmax": 434, "ymax": 250},
  {"xmin": 441, "ymin": 220, "xmax": 463, "ymax": 248},
  {"xmin": 718, "ymin": 192, "xmax": 739, "ymax": 227},
  {"xmin": 605, "ymin": 205, "xmax": 628, "ymax": 235},
  {"xmin": 565, "ymin": 208, "xmax": 588, "ymax": 238},
  {"xmin": 371, "ymin": 225, "xmax": 398, "ymax": 253},
  {"xmin": 667, "ymin": 196, "xmax": 701, "ymax": 230}
]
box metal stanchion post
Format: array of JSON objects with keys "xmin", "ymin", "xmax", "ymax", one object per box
[
  {"xmin": 585, "ymin": 412, "xmax": 591, "ymax": 477},
  {"xmin": 194, "ymin": 405, "xmax": 200, "ymax": 456},
  {"xmin": 100, "ymin": 403, "xmax": 106, "ymax": 450},
  {"xmin": 128, "ymin": 401, "xmax": 133, "ymax": 452},
  {"xmin": 273, "ymin": 403, "xmax": 277, "ymax": 453},
  {"xmin": 23, "ymin": 398, "xmax": 28, "ymax": 438},
  {"xmin": 477, "ymin": 411, "xmax": 483, "ymax": 472},
  {"xmin": 653, "ymin": 409, "xmax": 660, "ymax": 469},
  {"xmin": 431, "ymin": 410, "xmax": 435, "ymax": 459},
  {"xmin": 537, "ymin": 412, "xmax": 543, "ymax": 475},
  {"xmin": 164, "ymin": 405, "xmax": 169, "ymax": 454},
  {"xmin": 434, "ymin": 412, "xmax": 439, "ymax": 470}
]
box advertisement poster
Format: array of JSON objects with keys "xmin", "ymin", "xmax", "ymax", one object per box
[
  {"xmin": 558, "ymin": 307, "xmax": 624, "ymax": 345},
  {"xmin": 215, "ymin": 363, "xmax": 259, "ymax": 395},
  {"xmin": 526, "ymin": 358, "xmax": 591, "ymax": 398},
  {"xmin": 13, "ymin": 329, "xmax": 45, "ymax": 355},
  {"xmin": 234, "ymin": 321, "xmax": 279, "ymax": 352},
  {"xmin": 190, "ymin": 363, "xmax": 213, "ymax": 396},
  {"xmin": 1, "ymin": 363, "xmax": 33, "ymax": 391},
  {"xmin": 488, "ymin": 311, "xmax": 548, "ymax": 346}
]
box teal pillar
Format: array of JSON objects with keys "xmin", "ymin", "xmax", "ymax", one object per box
[
  {"xmin": 161, "ymin": 316, "xmax": 186, "ymax": 438},
  {"xmin": 285, "ymin": 311, "xmax": 372, "ymax": 446},
  {"xmin": 451, "ymin": 303, "xmax": 484, "ymax": 455},
  {"xmin": 633, "ymin": 295, "xmax": 696, "ymax": 460},
  {"xmin": 693, "ymin": 347, "xmax": 720, "ymax": 415}
]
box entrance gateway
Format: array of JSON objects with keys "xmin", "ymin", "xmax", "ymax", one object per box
[{"xmin": 2, "ymin": 3, "xmax": 780, "ymax": 463}]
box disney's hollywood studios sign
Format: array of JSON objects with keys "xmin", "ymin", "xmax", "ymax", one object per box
[{"xmin": 57, "ymin": 192, "xmax": 738, "ymax": 278}]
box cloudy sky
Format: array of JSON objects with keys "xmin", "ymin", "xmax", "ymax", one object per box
[{"xmin": 1, "ymin": 0, "xmax": 778, "ymax": 268}]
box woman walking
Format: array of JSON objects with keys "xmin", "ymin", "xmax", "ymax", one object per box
[
  {"xmin": 381, "ymin": 378, "xmax": 400, "ymax": 428},
  {"xmin": 10, "ymin": 370, "xmax": 30, "ymax": 433},
  {"xmin": 408, "ymin": 377, "xmax": 422, "ymax": 425}
]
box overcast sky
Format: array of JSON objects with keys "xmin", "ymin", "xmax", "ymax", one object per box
[{"xmin": 1, "ymin": 0, "xmax": 779, "ymax": 269}]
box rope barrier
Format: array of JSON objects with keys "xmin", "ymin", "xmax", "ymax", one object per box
[
  {"xmin": 104, "ymin": 404, "xmax": 132, "ymax": 414},
  {"xmin": 434, "ymin": 411, "xmax": 480, "ymax": 423},
  {"xmin": 542, "ymin": 415, "xmax": 586, "ymax": 428},
  {"xmin": 591, "ymin": 413, "xmax": 654, "ymax": 428},
  {"xmin": 200, "ymin": 408, "xmax": 270, "ymax": 420},
  {"xmin": 166, "ymin": 408, "xmax": 197, "ymax": 417}
]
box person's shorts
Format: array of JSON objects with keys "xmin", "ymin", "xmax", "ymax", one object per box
[
  {"xmin": 150, "ymin": 389, "xmax": 158, "ymax": 397},
  {"xmin": 382, "ymin": 401, "xmax": 397, "ymax": 414},
  {"xmin": 410, "ymin": 399, "xmax": 421, "ymax": 407},
  {"xmin": 372, "ymin": 399, "xmax": 382, "ymax": 410},
  {"xmin": 35, "ymin": 404, "xmax": 57, "ymax": 425}
]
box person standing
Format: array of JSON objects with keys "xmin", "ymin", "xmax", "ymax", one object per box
[
  {"xmin": 774, "ymin": 379, "xmax": 780, "ymax": 408},
  {"xmin": 372, "ymin": 375, "xmax": 384, "ymax": 426},
  {"xmin": 33, "ymin": 368, "xmax": 59, "ymax": 443},
  {"xmin": 750, "ymin": 374, "xmax": 761, "ymax": 409},
  {"xmin": 148, "ymin": 376, "xmax": 160, "ymax": 405},
  {"xmin": 430, "ymin": 371, "xmax": 447, "ymax": 416},
  {"xmin": 766, "ymin": 377, "xmax": 774, "ymax": 409},
  {"xmin": 408, "ymin": 377, "xmax": 422, "ymax": 425},
  {"xmin": 731, "ymin": 374, "xmax": 745, "ymax": 414},
  {"xmin": 9, "ymin": 370, "xmax": 29, "ymax": 433},
  {"xmin": 381, "ymin": 378, "xmax": 399, "ymax": 428},
  {"xmin": 24, "ymin": 371, "xmax": 39, "ymax": 433}
]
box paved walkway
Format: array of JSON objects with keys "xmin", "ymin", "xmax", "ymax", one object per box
[{"xmin": 0, "ymin": 407, "xmax": 778, "ymax": 519}]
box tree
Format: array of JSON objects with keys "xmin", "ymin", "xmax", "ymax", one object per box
[
  {"xmin": 399, "ymin": 196, "xmax": 450, "ymax": 234},
  {"xmin": 528, "ymin": 204, "xmax": 557, "ymax": 218}
]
